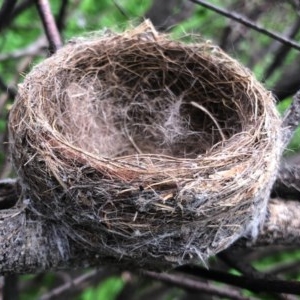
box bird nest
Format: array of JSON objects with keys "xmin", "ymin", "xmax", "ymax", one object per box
[{"xmin": 9, "ymin": 21, "xmax": 282, "ymax": 267}]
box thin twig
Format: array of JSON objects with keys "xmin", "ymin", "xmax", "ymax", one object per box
[
  {"xmin": 35, "ymin": 0, "xmax": 62, "ymax": 54},
  {"xmin": 142, "ymin": 270, "xmax": 253, "ymax": 300},
  {"xmin": 112, "ymin": 0, "xmax": 129, "ymax": 19},
  {"xmin": 218, "ymin": 251, "xmax": 266, "ymax": 279},
  {"xmin": 12, "ymin": 0, "xmax": 35, "ymax": 19},
  {"xmin": 264, "ymin": 17, "xmax": 300, "ymax": 80},
  {"xmin": 220, "ymin": 3, "xmax": 269, "ymax": 51},
  {"xmin": 0, "ymin": 0, "xmax": 35, "ymax": 31},
  {"xmin": 176, "ymin": 265, "xmax": 300, "ymax": 295},
  {"xmin": 190, "ymin": 0, "xmax": 300, "ymax": 52},
  {"xmin": 266, "ymin": 260, "xmax": 300, "ymax": 277},
  {"xmin": 39, "ymin": 269, "xmax": 98, "ymax": 300},
  {"xmin": 218, "ymin": 251, "xmax": 297, "ymax": 300},
  {"xmin": 0, "ymin": 36, "xmax": 47, "ymax": 61}
]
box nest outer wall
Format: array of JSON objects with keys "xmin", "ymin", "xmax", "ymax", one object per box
[{"xmin": 9, "ymin": 21, "xmax": 282, "ymax": 268}]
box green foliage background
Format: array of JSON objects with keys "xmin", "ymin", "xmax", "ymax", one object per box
[{"xmin": 1, "ymin": 0, "xmax": 300, "ymax": 299}]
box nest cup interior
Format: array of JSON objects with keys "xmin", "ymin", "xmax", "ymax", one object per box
[{"xmin": 52, "ymin": 39, "xmax": 257, "ymax": 160}]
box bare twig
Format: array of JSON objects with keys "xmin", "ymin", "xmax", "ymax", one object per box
[
  {"xmin": 218, "ymin": 251, "xmax": 297, "ymax": 300},
  {"xmin": 142, "ymin": 270, "xmax": 252, "ymax": 300},
  {"xmin": 0, "ymin": 36, "xmax": 47, "ymax": 61},
  {"xmin": 266, "ymin": 260, "xmax": 300, "ymax": 277},
  {"xmin": 11, "ymin": 0, "xmax": 35, "ymax": 20},
  {"xmin": 39, "ymin": 268, "xmax": 118, "ymax": 300},
  {"xmin": 218, "ymin": 251, "xmax": 267, "ymax": 279},
  {"xmin": 0, "ymin": 0, "xmax": 35, "ymax": 35},
  {"xmin": 39, "ymin": 269, "xmax": 97, "ymax": 300},
  {"xmin": 35, "ymin": 0, "xmax": 62, "ymax": 54},
  {"xmin": 112, "ymin": 0, "xmax": 129, "ymax": 20},
  {"xmin": 220, "ymin": 2, "xmax": 270, "ymax": 51},
  {"xmin": 190, "ymin": 0, "xmax": 300, "ymax": 52},
  {"xmin": 264, "ymin": 17, "xmax": 300, "ymax": 80},
  {"xmin": 176, "ymin": 264, "xmax": 300, "ymax": 295}
]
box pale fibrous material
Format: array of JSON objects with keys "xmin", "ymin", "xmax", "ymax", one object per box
[{"xmin": 9, "ymin": 21, "xmax": 282, "ymax": 268}]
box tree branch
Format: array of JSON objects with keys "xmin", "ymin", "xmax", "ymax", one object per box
[
  {"xmin": 220, "ymin": 2, "xmax": 271, "ymax": 52},
  {"xmin": 142, "ymin": 270, "xmax": 251, "ymax": 300},
  {"xmin": 0, "ymin": 0, "xmax": 18, "ymax": 32},
  {"xmin": 266, "ymin": 260, "xmax": 300, "ymax": 277},
  {"xmin": 39, "ymin": 269, "xmax": 116, "ymax": 300},
  {"xmin": 264, "ymin": 17, "xmax": 300, "ymax": 80},
  {"xmin": 0, "ymin": 36, "xmax": 47, "ymax": 62},
  {"xmin": 190, "ymin": 0, "xmax": 300, "ymax": 52},
  {"xmin": 176, "ymin": 264, "xmax": 300, "ymax": 295},
  {"xmin": 218, "ymin": 251, "xmax": 271, "ymax": 280},
  {"xmin": 251, "ymin": 198, "xmax": 300, "ymax": 247},
  {"xmin": 112, "ymin": 0, "xmax": 130, "ymax": 20},
  {"xmin": 0, "ymin": 206, "xmax": 125, "ymax": 275},
  {"xmin": 0, "ymin": 175, "xmax": 300, "ymax": 276},
  {"xmin": 217, "ymin": 250, "xmax": 296, "ymax": 300},
  {"xmin": 11, "ymin": 0, "xmax": 35, "ymax": 22},
  {"xmin": 273, "ymin": 161, "xmax": 300, "ymax": 200},
  {"xmin": 35, "ymin": 0, "xmax": 62, "ymax": 54}
]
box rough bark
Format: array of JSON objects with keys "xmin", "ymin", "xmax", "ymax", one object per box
[
  {"xmin": 0, "ymin": 206, "xmax": 127, "ymax": 275},
  {"xmin": 0, "ymin": 179, "xmax": 300, "ymax": 274},
  {"xmin": 273, "ymin": 160, "xmax": 300, "ymax": 199}
]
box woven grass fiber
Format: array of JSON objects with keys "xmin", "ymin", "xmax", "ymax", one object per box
[{"xmin": 9, "ymin": 21, "xmax": 282, "ymax": 267}]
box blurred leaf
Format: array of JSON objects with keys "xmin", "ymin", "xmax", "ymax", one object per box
[
  {"xmin": 79, "ymin": 276, "xmax": 124, "ymax": 300},
  {"xmin": 277, "ymin": 97, "xmax": 292, "ymax": 115},
  {"xmin": 254, "ymin": 249, "xmax": 300, "ymax": 272}
]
